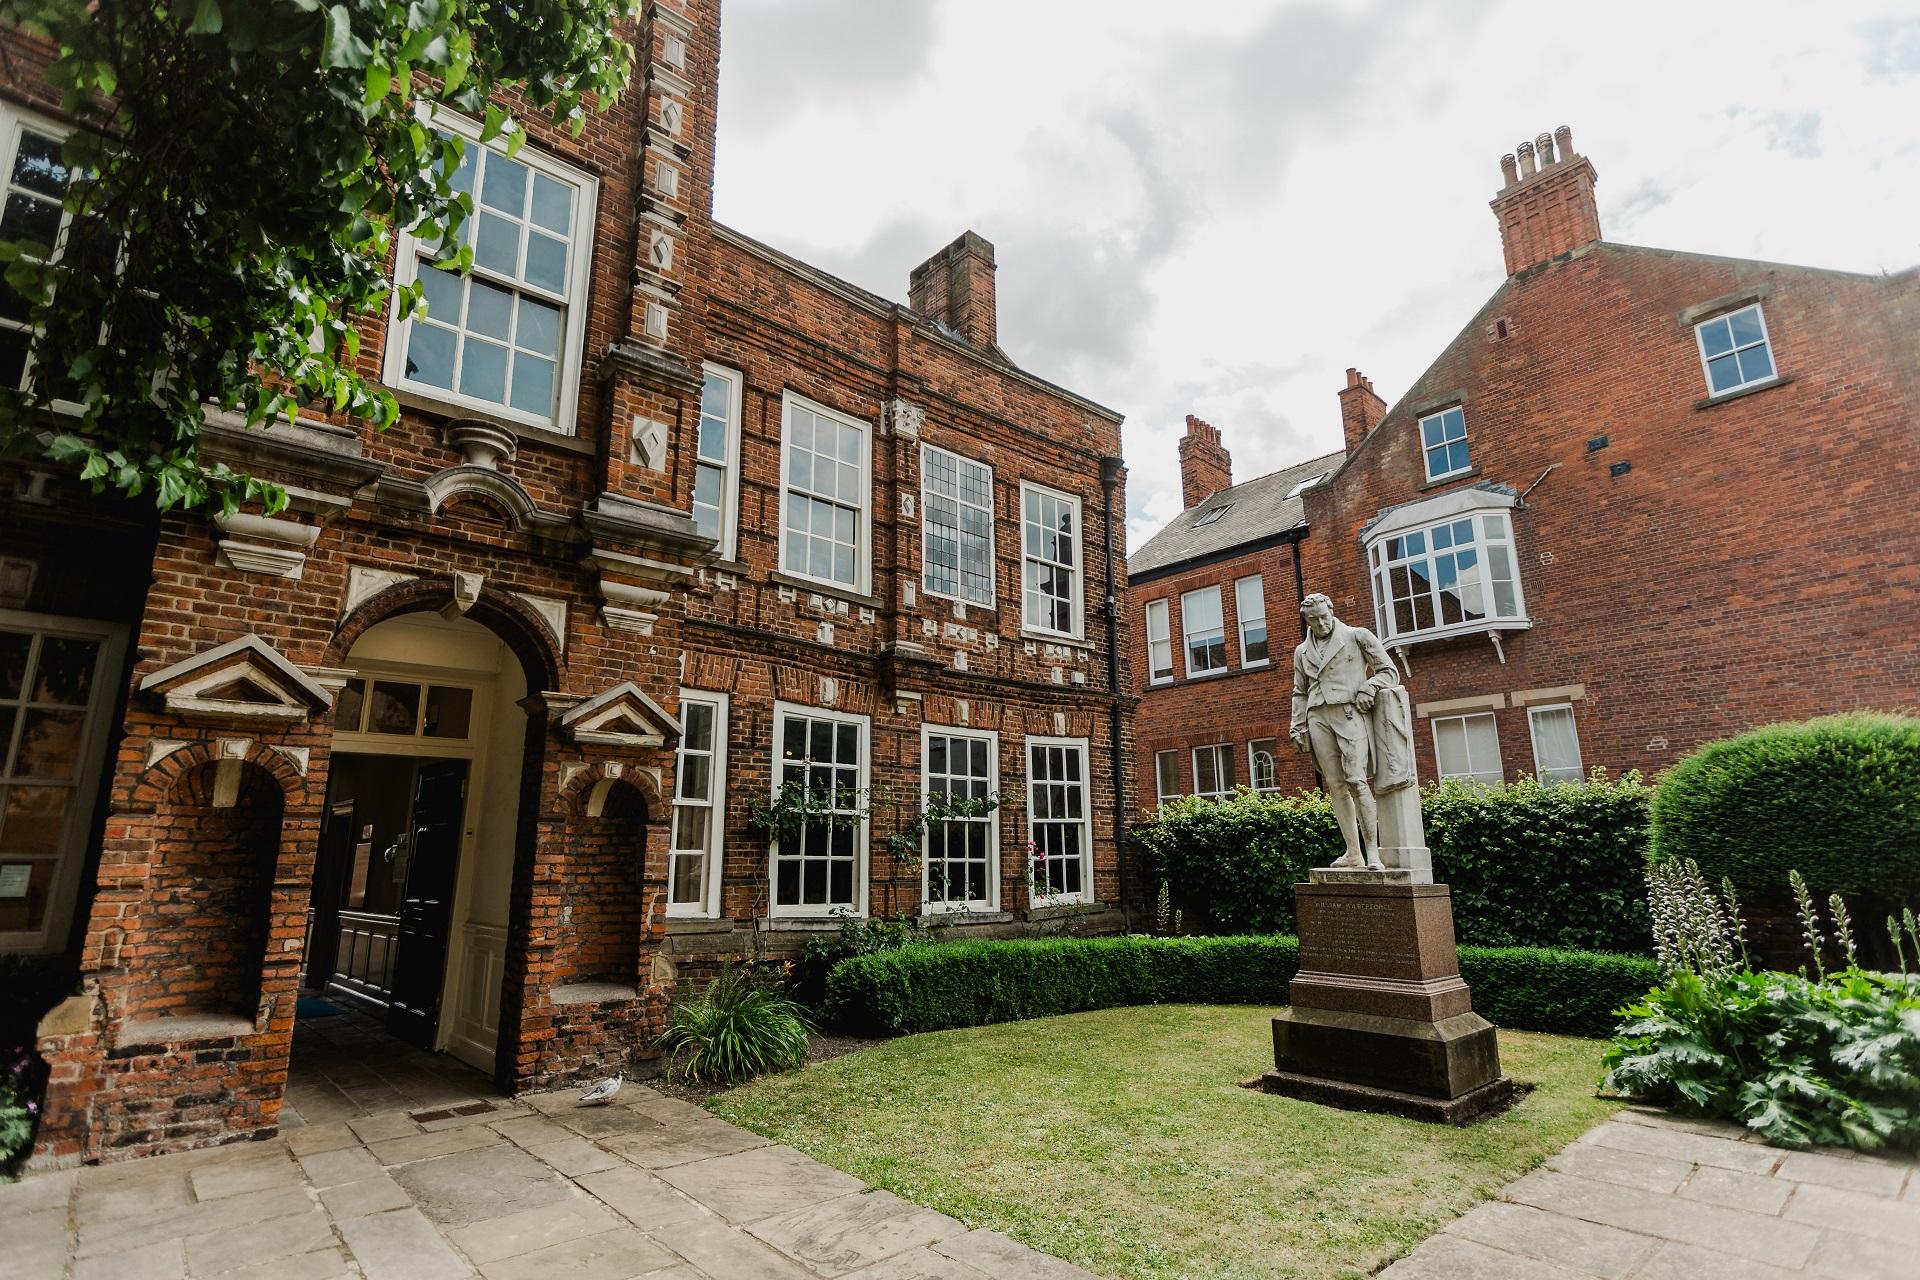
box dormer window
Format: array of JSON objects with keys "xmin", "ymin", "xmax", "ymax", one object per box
[
  {"xmin": 1420, "ymin": 407, "xmax": 1471, "ymax": 483},
  {"xmin": 1695, "ymin": 303, "xmax": 1775, "ymax": 396}
]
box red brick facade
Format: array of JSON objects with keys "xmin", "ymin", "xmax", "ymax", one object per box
[
  {"xmin": 5, "ymin": 0, "xmax": 1131, "ymax": 1166},
  {"xmin": 1135, "ymin": 127, "xmax": 1920, "ymax": 811}
]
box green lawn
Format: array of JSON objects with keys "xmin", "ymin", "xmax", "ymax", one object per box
[{"xmin": 711, "ymin": 1005, "xmax": 1619, "ymax": 1280}]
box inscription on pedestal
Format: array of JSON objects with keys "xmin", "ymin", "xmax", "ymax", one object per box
[{"xmin": 1300, "ymin": 897, "xmax": 1419, "ymax": 973}]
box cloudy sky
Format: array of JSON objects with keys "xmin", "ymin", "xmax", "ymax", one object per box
[{"xmin": 710, "ymin": 1, "xmax": 1920, "ymax": 552}]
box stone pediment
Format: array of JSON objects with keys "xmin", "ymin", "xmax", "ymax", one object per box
[
  {"xmin": 557, "ymin": 682, "xmax": 682, "ymax": 748},
  {"xmin": 138, "ymin": 634, "xmax": 337, "ymax": 725}
]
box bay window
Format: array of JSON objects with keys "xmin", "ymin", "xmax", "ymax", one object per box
[{"xmin": 1366, "ymin": 492, "xmax": 1527, "ymax": 645}]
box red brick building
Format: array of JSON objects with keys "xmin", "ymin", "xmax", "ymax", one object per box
[
  {"xmin": 1136, "ymin": 125, "xmax": 1919, "ymax": 803},
  {"xmin": 2, "ymin": 1, "xmax": 1132, "ymax": 1165},
  {"xmin": 1127, "ymin": 418, "xmax": 1338, "ymax": 805}
]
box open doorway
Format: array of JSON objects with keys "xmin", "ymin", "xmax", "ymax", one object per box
[{"xmin": 295, "ymin": 611, "xmax": 530, "ymax": 1099}]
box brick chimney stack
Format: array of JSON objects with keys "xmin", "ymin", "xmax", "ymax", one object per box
[
  {"xmin": 1178, "ymin": 414, "xmax": 1232, "ymax": 509},
  {"xmin": 1338, "ymin": 368, "xmax": 1386, "ymax": 454},
  {"xmin": 909, "ymin": 231, "xmax": 999, "ymax": 352},
  {"xmin": 1489, "ymin": 124, "xmax": 1602, "ymax": 277}
]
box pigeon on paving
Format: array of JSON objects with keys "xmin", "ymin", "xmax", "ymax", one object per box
[{"xmin": 578, "ymin": 1071, "xmax": 624, "ymax": 1106}]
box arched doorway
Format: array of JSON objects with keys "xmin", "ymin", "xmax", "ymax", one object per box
[{"xmin": 298, "ymin": 609, "xmax": 533, "ymax": 1086}]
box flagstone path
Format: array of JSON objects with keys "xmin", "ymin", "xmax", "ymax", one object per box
[
  {"xmin": 3, "ymin": 1084, "xmax": 1095, "ymax": 1280},
  {"xmin": 1381, "ymin": 1105, "xmax": 1918, "ymax": 1279}
]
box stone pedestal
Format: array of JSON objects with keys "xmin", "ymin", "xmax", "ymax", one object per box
[{"xmin": 1262, "ymin": 874, "xmax": 1514, "ymax": 1123}]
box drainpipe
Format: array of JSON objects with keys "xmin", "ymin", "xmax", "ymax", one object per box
[{"xmin": 1098, "ymin": 456, "xmax": 1133, "ymax": 933}]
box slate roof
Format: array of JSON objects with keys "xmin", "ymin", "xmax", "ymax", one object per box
[{"xmin": 1128, "ymin": 448, "xmax": 1345, "ymax": 578}]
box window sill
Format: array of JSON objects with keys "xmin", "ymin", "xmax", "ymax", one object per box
[
  {"xmin": 393, "ymin": 387, "xmax": 595, "ymax": 456},
  {"xmin": 1021, "ymin": 629, "xmax": 1089, "ymax": 649},
  {"xmin": 757, "ymin": 915, "xmax": 865, "ymax": 931},
  {"xmin": 923, "ymin": 590, "xmax": 999, "ymax": 615},
  {"xmin": 1417, "ymin": 465, "xmax": 1482, "ymax": 492},
  {"xmin": 664, "ymin": 913, "xmax": 727, "ymax": 930},
  {"xmin": 1384, "ymin": 617, "xmax": 1532, "ymax": 647},
  {"xmin": 922, "ymin": 908, "xmax": 1012, "ymax": 924},
  {"xmin": 769, "ymin": 571, "xmax": 885, "ymax": 611},
  {"xmin": 1694, "ymin": 374, "xmax": 1793, "ymax": 411}
]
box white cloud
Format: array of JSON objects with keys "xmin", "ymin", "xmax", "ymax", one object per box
[{"xmin": 714, "ymin": 1, "xmax": 1920, "ymax": 554}]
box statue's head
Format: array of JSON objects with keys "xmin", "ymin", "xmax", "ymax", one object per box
[{"xmin": 1301, "ymin": 593, "xmax": 1336, "ymax": 639}]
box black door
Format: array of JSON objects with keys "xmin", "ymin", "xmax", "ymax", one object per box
[
  {"xmin": 304, "ymin": 800, "xmax": 357, "ymax": 988},
  {"xmin": 386, "ymin": 760, "xmax": 469, "ymax": 1048}
]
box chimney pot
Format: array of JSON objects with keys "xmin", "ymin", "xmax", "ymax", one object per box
[
  {"xmin": 1500, "ymin": 152, "xmax": 1519, "ymax": 187},
  {"xmin": 1554, "ymin": 124, "xmax": 1574, "ymax": 158},
  {"xmin": 1517, "ymin": 139, "xmax": 1537, "ymax": 178},
  {"xmin": 1536, "ymin": 131, "xmax": 1557, "ymax": 166}
]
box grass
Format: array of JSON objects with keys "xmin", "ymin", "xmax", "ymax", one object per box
[{"xmin": 711, "ymin": 1004, "xmax": 1619, "ymax": 1280}]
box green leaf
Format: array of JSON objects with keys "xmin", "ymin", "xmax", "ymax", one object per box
[
  {"xmin": 188, "ymin": 0, "xmax": 224, "ymax": 36},
  {"xmin": 363, "ymin": 61, "xmax": 391, "ymax": 105}
]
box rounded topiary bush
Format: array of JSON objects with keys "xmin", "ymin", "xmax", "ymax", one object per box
[{"xmin": 1650, "ymin": 713, "xmax": 1920, "ymax": 902}]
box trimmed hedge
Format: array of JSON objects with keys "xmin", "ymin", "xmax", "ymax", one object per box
[
  {"xmin": 1651, "ymin": 714, "xmax": 1920, "ymax": 902},
  {"xmin": 1137, "ymin": 774, "xmax": 1654, "ymax": 952},
  {"xmin": 824, "ymin": 934, "xmax": 1657, "ymax": 1040}
]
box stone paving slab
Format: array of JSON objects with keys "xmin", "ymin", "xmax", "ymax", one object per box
[
  {"xmin": 2, "ymin": 1082, "xmax": 1099, "ymax": 1280},
  {"xmin": 1387, "ymin": 1109, "xmax": 1919, "ymax": 1280}
]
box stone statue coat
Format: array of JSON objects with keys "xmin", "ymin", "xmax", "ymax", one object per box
[{"xmin": 1290, "ymin": 619, "xmax": 1413, "ymax": 791}]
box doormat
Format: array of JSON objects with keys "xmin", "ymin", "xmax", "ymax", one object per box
[{"xmin": 296, "ymin": 996, "xmax": 348, "ymax": 1019}]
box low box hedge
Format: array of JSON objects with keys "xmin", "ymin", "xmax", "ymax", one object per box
[{"xmin": 824, "ymin": 934, "xmax": 1657, "ymax": 1040}]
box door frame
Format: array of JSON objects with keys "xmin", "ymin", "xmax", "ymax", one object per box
[{"xmin": 322, "ymin": 658, "xmax": 497, "ymax": 1054}]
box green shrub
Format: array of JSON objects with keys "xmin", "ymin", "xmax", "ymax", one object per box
[
  {"xmin": 824, "ymin": 934, "xmax": 1656, "ymax": 1039},
  {"xmin": 1603, "ymin": 969, "xmax": 1920, "ymax": 1151},
  {"xmin": 1650, "ymin": 713, "xmax": 1920, "ymax": 902},
  {"xmin": 657, "ymin": 966, "xmax": 813, "ymax": 1085},
  {"xmin": 1137, "ymin": 775, "xmax": 1654, "ymax": 952},
  {"xmin": 792, "ymin": 910, "xmax": 928, "ymax": 1007}
]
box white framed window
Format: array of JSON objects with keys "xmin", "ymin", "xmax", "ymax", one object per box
[
  {"xmin": 1144, "ymin": 599, "xmax": 1173, "ymax": 685},
  {"xmin": 1284, "ymin": 472, "xmax": 1329, "ymax": 500},
  {"xmin": 1154, "ymin": 750, "xmax": 1179, "ymax": 806},
  {"xmin": 0, "ymin": 105, "xmax": 76, "ymax": 392},
  {"xmin": 1190, "ymin": 501, "xmax": 1234, "ymax": 528},
  {"xmin": 384, "ymin": 115, "xmax": 598, "ymax": 433},
  {"xmin": 779, "ymin": 393, "xmax": 872, "ymax": 593},
  {"xmin": 1432, "ymin": 712, "xmax": 1503, "ymax": 786},
  {"xmin": 922, "ymin": 726, "xmax": 998, "ymax": 911},
  {"xmin": 1695, "ymin": 303, "xmax": 1776, "ymax": 396},
  {"xmin": 1235, "ymin": 575, "xmax": 1268, "ymax": 667},
  {"xmin": 1026, "ymin": 736, "xmax": 1091, "ymax": 903},
  {"xmin": 668, "ymin": 690, "xmax": 727, "ymax": 918},
  {"xmin": 1420, "ymin": 406, "xmax": 1471, "ymax": 482},
  {"xmin": 1020, "ymin": 482, "xmax": 1083, "ymax": 638},
  {"xmin": 1528, "ymin": 703, "xmax": 1586, "ymax": 786},
  {"xmin": 1181, "ymin": 587, "xmax": 1226, "ymax": 676},
  {"xmin": 1192, "ymin": 744, "xmax": 1233, "ymax": 800},
  {"xmin": 1369, "ymin": 509, "xmax": 1525, "ymax": 643},
  {"xmin": 0, "ymin": 612, "xmax": 128, "ymax": 954},
  {"xmin": 693, "ymin": 365, "xmax": 742, "ymax": 560},
  {"xmin": 922, "ymin": 445, "xmax": 995, "ymax": 607},
  {"xmin": 1249, "ymin": 739, "xmax": 1280, "ymax": 793},
  {"xmin": 769, "ymin": 702, "xmax": 868, "ymax": 916}
]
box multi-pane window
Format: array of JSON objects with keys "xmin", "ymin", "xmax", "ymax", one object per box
[
  {"xmin": 1528, "ymin": 703, "xmax": 1585, "ymax": 786},
  {"xmin": 1192, "ymin": 744, "xmax": 1233, "ymax": 799},
  {"xmin": 0, "ymin": 616, "xmax": 122, "ymax": 951},
  {"xmin": 923, "ymin": 728, "xmax": 996, "ymax": 910},
  {"xmin": 669, "ymin": 693, "xmax": 726, "ymax": 917},
  {"xmin": 922, "ymin": 446, "xmax": 994, "ymax": 607},
  {"xmin": 0, "ymin": 111, "xmax": 74, "ymax": 390},
  {"xmin": 1026, "ymin": 738, "xmax": 1090, "ymax": 902},
  {"xmin": 693, "ymin": 366, "xmax": 741, "ymax": 559},
  {"xmin": 1235, "ymin": 575, "xmax": 1268, "ymax": 666},
  {"xmin": 780, "ymin": 395, "xmax": 870, "ymax": 591},
  {"xmin": 1181, "ymin": 587, "xmax": 1227, "ymax": 675},
  {"xmin": 1368, "ymin": 511, "xmax": 1524, "ymax": 642},
  {"xmin": 1154, "ymin": 750, "xmax": 1179, "ymax": 806},
  {"xmin": 1249, "ymin": 739, "xmax": 1280, "ymax": 793},
  {"xmin": 1021, "ymin": 483, "xmax": 1081, "ymax": 637},
  {"xmin": 1145, "ymin": 600, "xmax": 1173, "ymax": 684},
  {"xmin": 335, "ymin": 676, "xmax": 476, "ymax": 740},
  {"xmin": 1420, "ymin": 406, "xmax": 1471, "ymax": 482},
  {"xmin": 1432, "ymin": 712, "xmax": 1503, "ymax": 786},
  {"xmin": 392, "ymin": 130, "xmax": 594, "ymax": 430},
  {"xmin": 1695, "ymin": 303, "xmax": 1776, "ymax": 396},
  {"xmin": 771, "ymin": 705, "xmax": 867, "ymax": 915}
]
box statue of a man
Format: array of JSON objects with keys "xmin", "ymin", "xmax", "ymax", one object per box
[{"xmin": 1289, "ymin": 593, "xmax": 1417, "ymax": 869}]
